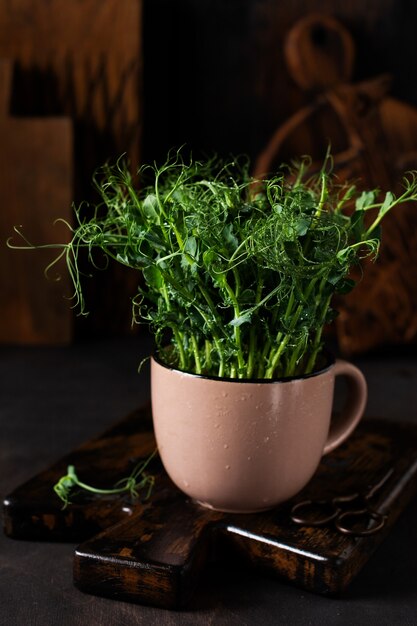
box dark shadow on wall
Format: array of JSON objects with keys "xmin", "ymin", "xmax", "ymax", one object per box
[{"xmin": 142, "ymin": 0, "xmax": 417, "ymax": 165}]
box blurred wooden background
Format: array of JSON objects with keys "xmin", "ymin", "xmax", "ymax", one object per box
[
  {"xmin": 142, "ymin": 0, "xmax": 417, "ymax": 163},
  {"xmin": 2, "ymin": 0, "xmax": 417, "ymax": 354},
  {"xmin": 0, "ymin": 0, "xmax": 142, "ymax": 341}
]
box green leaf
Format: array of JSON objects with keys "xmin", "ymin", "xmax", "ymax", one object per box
[
  {"xmin": 295, "ymin": 216, "xmax": 310, "ymax": 236},
  {"xmin": 203, "ymin": 249, "xmax": 218, "ymax": 270},
  {"xmin": 377, "ymin": 191, "xmax": 394, "ymax": 220},
  {"xmin": 143, "ymin": 265, "xmax": 163, "ymax": 289},
  {"xmin": 336, "ymin": 247, "xmax": 353, "ymax": 263},
  {"xmin": 142, "ymin": 194, "xmax": 159, "ymax": 221},
  {"xmin": 222, "ymin": 224, "xmax": 238, "ymax": 249},
  {"xmin": 181, "ymin": 253, "xmax": 198, "ymax": 275},
  {"xmin": 229, "ymin": 312, "xmax": 252, "ymax": 327},
  {"xmin": 184, "ymin": 236, "xmax": 197, "ymax": 258},
  {"xmin": 327, "ymin": 270, "xmax": 345, "ymax": 286},
  {"xmin": 116, "ymin": 253, "xmax": 130, "ymax": 266},
  {"xmin": 355, "ymin": 190, "xmax": 376, "ymax": 211},
  {"xmin": 144, "ymin": 230, "xmax": 165, "ymax": 252}
]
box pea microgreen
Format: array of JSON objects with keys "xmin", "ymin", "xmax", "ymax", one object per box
[
  {"xmin": 9, "ymin": 150, "xmax": 417, "ymax": 381},
  {"xmin": 53, "ymin": 451, "xmax": 156, "ymax": 509}
]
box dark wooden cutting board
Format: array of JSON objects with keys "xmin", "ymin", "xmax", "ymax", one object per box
[{"xmin": 4, "ymin": 406, "xmax": 417, "ymax": 609}]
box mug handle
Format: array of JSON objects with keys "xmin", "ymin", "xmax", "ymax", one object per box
[{"xmin": 323, "ymin": 359, "xmax": 367, "ymax": 455}]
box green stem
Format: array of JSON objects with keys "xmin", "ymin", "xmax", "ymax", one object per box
[
  {"xmin": 154, "ymin": 170, "xmax": 168, "ymax": 221},
  {"xmin": 73, "ymin": 480, "xmax": 128, "ymax": 496},
  {"xmin": 204, "ymin": 340, "xmax": 212, "ymax": 372},
  {"xmin": 365, "ymin": 205, "xmax": 396, "ymax": 237},
  {"xmin": 266, "ymin": 287, "xmax": 307, "ymax": 377},
  {"xmin": 316, "ymin": 172, "xmax": 327, "ymax": 218},
  {"xmin": 172, "ymin": 326, "xmax": 186, "ymax": 370},
  {"xmin": 262, "ymin": 285, "xmax": 296, "ymax": 378},
  {"xmin": 220, "ymin": 274, "xmax": 245, "ymax": 376},
  {"xmin": 247, "ymin": 277, "xmax": 263, "ymax": 378},
  {"xmin": 160, "ymin": 279, "xmax": 186, "ymax": 370},
  {"xmin": 158, "ymin": 269, "xmax": 225, "ymax": 372},
  {"xmin": 247, "ymin": 328, "xmax": 256, "ymax": 378},
  {"xmin": 190, "ymin": 334, "xmax": 202, "ymax": 374},
  {"xmin": 286, "ymin": 346, "xmax": 302, "ymax": 377},
  {"xmin": 196, "ymin": 279, "xmax": 227, "ymax": 336},
  {"xmin": 257, "ymin": 338, "xmax": 272, "ymax": 378},
  {"xmin": 364, "ymin": 186, "xmax": 417, "ymax": 237},
  {"xmin": 305, "ymin": 292, "xmax": 332, "ymax": 374},
  {"xmin": 53, "ymin": 451, "xmax": 157, "ymax": 509},
  {"xmin": 265, "ymin": 332, "xmax": 288, "ymax": 378},
  {"xmin": 193, "ymin": 306, "xmax": 224, "ymax": 376}
]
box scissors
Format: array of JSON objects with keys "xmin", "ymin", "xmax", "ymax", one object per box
[{"xmin": 291, "ymin": 466, "xmax": 394, "ymax": 536}]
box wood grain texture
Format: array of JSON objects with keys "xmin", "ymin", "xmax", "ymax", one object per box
[
  {"xmin": 0, "ymin": 1, "xmax": 143, "ymax": 337},
  {"xmin": 0, "ymin": 59, "xmax": 73, "ymax": 344},
  {"xmin": 4, "ymin": 405, "xmax": 417, "ymax": 608},
  {"xmin": 252, "ymin": 13, "xmax": 417, "ymax": 356},
  {"xmin": 0, "ymin": 0, "xmax": 142, "ymax": 173}
]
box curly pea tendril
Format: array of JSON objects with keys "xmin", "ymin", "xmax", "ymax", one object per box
[
  {"xmin": 9, "ymin": 150, "xmax": 417, "ymax": 380},
  {"xmin": 53, "ymin": 450, "xmax": 157, "ymax": 509}
]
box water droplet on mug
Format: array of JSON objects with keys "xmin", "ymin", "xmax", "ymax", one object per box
[
  {"xmin": 247, "ymin": 456, "xmax": 251, "ymax": 461},
  {"xmin": 222, "ymin": 391, "xmax": 228, "ymax": 398},
  {"xmin": 225, "ymin": 465, "xmax": 231, "ymax": 470},
  {"xmin": 224, "ymin": 443, "xmax": 229, "ymax": 449},
  {"xmin": 214, "ymin": 423, "xmax": 220, "ymax": 429},
  {"xmin": 183, "ymin": 481, "xmax": 190, "ymax": 487},
  {"xmin": 264, "ymin": 436, "xmax": 270, "ymax": 443}
]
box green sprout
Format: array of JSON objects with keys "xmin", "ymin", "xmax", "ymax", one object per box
[
  {"xmin": 53, "ymin": 451, "xmax": 156, "ymax": 509},
  {"xmin": 9, "ymin": 151, "xmax": 417, "ymax": 378}
]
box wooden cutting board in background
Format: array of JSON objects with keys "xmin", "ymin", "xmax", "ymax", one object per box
[
  {"xmin": 0, "ymin": 1, "xmax": 143, "ymax": 338},
  {"xmin": 0, "ymin": 59, "xmax": 73, "ymax": 344},
  {"xmin": 254, "ymin": 14, "xmax": 417, "ymax": 356}
]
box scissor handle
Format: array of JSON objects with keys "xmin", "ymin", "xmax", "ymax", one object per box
[
  {"xmin": 291, "ymin": 499, "xmax": 339, "ymax": 526},
  {"xmin": 335, "ymin": 508, "xmax": 387, "ymax": 536}
]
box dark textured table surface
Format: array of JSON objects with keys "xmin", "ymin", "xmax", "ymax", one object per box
[{"xmin": 1, "ymin": 336, "xmax": 417, "ymax": 626}]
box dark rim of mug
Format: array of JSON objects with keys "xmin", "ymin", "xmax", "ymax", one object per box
[{"xmin": 152, "ymin": 350, "xmax": 335, "ymax": 383}]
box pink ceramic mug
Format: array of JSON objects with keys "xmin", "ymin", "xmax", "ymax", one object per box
[{"xmin": 151, "ymin": 355, "xmax": 367, "ymax": 513}]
